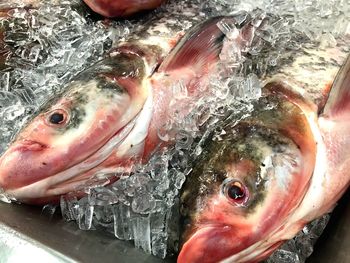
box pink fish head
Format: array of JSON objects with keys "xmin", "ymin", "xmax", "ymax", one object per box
[
  {"xmin": 178, "ymin": 83, "xmax": 318, "ymax": 263},
  {"xmin": 178, "ymin": 49, "xmax": 350, "ymax": 262},
  {"xmin": 0, "ymin": 53, "xmax": 150, "ymax": 204}
]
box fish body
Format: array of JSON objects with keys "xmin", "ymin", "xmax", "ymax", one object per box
[
  {"xmin": 178, "ymin": 35, "xmax": 350, "ymax": 262},
  {"xmin": 83, "ymin": 0, "xmax": 166, "ymax": 17},
  {"xmin": 0, "ymin": 3, "xmax": 259, "ymax": 204}
]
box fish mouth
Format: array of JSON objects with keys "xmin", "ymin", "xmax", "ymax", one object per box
[
  {"xmin": 5, "ymin": 113, "xmax": 140, "ymax": 201},
  {"xmin": 178, "ymin": 224, "xmax": 234, "ymax": 263},
  {"xmin": 12, "ymin": 140, "xmax": 47, "ymax": 152},
  {"xmin": 179, "ymin": 224, "xmax": 289, "ymax": 263}
]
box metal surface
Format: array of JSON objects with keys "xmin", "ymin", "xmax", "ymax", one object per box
[
  {"xmin": 0, "ymin": 202, "xmax": 174, "ymax": 263},
  {"xmin": 0, "ymin": 192, "xmax": 348, "ymax": 263}
]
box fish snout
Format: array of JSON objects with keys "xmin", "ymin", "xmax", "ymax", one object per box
[
  {"xmin": 178, "ymin": 225, "xmax": 240, "ymax": 263},
  {"xmin": 0, "ymin": 140, "xmax": 48, "ymax": 190},
  {"xmin": 12, "ymin": 139, "xmax": 47, "ymax": 152}
]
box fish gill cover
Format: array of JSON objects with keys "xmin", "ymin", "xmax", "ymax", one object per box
[{"xmin": 0, "ymin": 0, "xmax": 349, "ymax": 261}]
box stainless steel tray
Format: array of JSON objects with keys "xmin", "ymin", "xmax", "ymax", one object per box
[
  {"xmin": 0, "ymin": 191, "xmax": 348, "ymax": 263},
  {"xmin": 0, "ymin": 202, "xmax": 173, "ymax": 263}
]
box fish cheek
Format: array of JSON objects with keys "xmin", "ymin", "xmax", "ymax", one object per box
[{"xmin": 180, "ymin": 169, "xmax": 224, "ymax": 243}]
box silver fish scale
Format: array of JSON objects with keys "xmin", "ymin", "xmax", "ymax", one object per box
[{"xmin": 263, "ymin": 37, "xmax": 350, "ymax": 109}]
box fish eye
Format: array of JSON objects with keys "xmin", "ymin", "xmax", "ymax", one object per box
[
  {"xmin": 46, "ymin": 109, "xmax": 69, "ymax": 126},
  {"xmin": 222, "ymin": 179, "xmax": 249, "ymax": 206}
]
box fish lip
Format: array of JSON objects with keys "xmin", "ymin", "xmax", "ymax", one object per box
[
  {"xmin": 12, "ymin": 139, "xmax": 47, "ymax": 152},
  {"xmin": 183, "ymin": 223, "xmax": 231, "ymax": 244},
  {"xmin": 178, "ymin": 224, "xmax": 233, "ymax": 263}
]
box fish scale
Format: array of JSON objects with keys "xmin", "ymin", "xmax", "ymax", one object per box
[{"xmin": 264, "ymin": 39, "xmax": 350, "ymax": 109}]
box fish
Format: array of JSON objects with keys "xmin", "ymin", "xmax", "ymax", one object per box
[
  {"xmin": 82, "ymin": 0, "xmax": 166, "ymax": 17},
  {"xmin": 0, "ymin": 3, "xmax": 262, "ymax": 205},
  {"xmin": 178, "ymin": 33, "xmax": 350, "ymax": 262}
]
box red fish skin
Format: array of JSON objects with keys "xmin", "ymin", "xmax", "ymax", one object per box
[{"xmin": 83, "ymin": 0, "xmax": 165, "ymax": 17}]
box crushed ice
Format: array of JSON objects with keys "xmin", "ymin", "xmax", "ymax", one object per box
[{"xmin": 0, "ymin": 0, "xmax": 349, "ymax": 261}]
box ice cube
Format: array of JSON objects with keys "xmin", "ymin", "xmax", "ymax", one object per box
[
  {"xmin": 60, "ymin": 194, "xmax": 79, "ymax": 221},
  {"xmin": 267, "ymin": 249, "xmax": 300, "ymax": 263},
  {"xmin": 89, "ymin": 187, "xmax": 119, "ymax": 206},
  {"xmin": 41, "ymin": 204, "xmax": 58, "ymax": 219},
  {"xmin": 175, "ymin": 130, "xmax": 193, "ymax": 150},
  {"xmin": 0, "ymin": 91, "xmax": 21, "ymax": 108},
  {"xmin": 13, "ymin": 87, "xmax": 35, "ymax": 104},
  {"xmin": 169, "ymin": 150, "xmax": 188, "ymax": 169},
  {"xmin": 132, "ymin": 214, "xmax": 152, "ymax": 254},
  {"xmin": 0, "ymin": 187, "xmax": 15, "ymax": 203},
  {"xmin": 0, "ymin": 72, "xmax": 11, "ymax": 91},
  {"xmin": 173, "ymin": 171, "xmax": 186, "ymax": 190},
  {"xmin": 216, "ymin": 18, "xmax": 240, "ymax": 40},
  {"xmin": 131, "ymin": 192, "xmax": 156, "ymax": 214},
  {"xmin": 151, "ymin": 231, "xmax": 168, "ymax": 259},
  {"xmin": 2, "ymin": 103, "xmax": 25, "ymax": 121},
  {"xmin": 93, "ymin": 205, "xmax": 114, "ymax": 230},
  {"xmin": 77, "ymin": 197, "xmax": 94, "ymax": 230},
  {"xmin": 113, "ymin": 204, "xmax": 134, "ymax": 241}
]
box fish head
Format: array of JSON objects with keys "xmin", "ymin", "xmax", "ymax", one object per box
[
  {"xmin": 0, "ymin": 52, "xmax": 150, "ymax": 203},
  {"xmin": 178, "ymin": 85, "xmax": 317, "ymax": 263}
]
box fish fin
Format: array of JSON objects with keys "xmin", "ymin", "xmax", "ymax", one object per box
[
  {"xmin": 321, "ymin": 55, "xmax": 350, "ymax": 118},
  {"xmin": 158, "ymin": 15, "xmax": 247, "ymax": 73}
]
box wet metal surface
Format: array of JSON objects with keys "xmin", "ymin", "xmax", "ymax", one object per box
[
  {"xmin": 0, "ymin": 202, "xmax": 173, "ymax": 263},
  {"xmin": 0, "ymin": 192, "xmax": 348, "ymax": 263}
]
